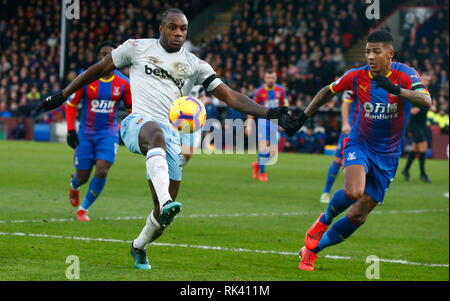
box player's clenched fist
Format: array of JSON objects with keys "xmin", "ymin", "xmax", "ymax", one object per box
[
  {"xmin": 34, "ymin": 92, "xmax": 66, "ymax": 115},
  {"xmin": 267, "ymin": 106, "xmax": 301, "ymax": 137},
  {"xmin": 66, "ymin": 129, "xmax": 79, "ymax": 149},
  {"xmin": 372, "ymin": 74, "xmax": 401, "ymax": 95}
]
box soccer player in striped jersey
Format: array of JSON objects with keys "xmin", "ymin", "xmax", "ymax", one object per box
[
  {"xmin": 250, "ymin": 69, "xmax": 288, "ymax": 182},
  {"xmin": 294, "ymin": 30, "xmax": 431, "ymax": 271},
  {"xmin": 66, "ymin": 42, "xmax": 132, "ymax": 221},
  {"xmin": 319, "ymin": 90, "xmax": 359, "ymax": 203}
]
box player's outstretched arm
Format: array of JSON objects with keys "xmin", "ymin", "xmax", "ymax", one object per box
[
  {"xmin": 34, "ymin": 54, "xmax": 116, "ymax": 115},
  {"xmin": 210, "ymin": 83, "xmax": 300, "ymax": 136},
  {"xmin": 294, "ymin": 85, "xmax": 335, "ymax": 130}
]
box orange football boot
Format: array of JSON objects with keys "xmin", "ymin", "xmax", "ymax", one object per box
[
  {"xmin": 305, "ymin": 213, "xmax": 329, "ymax": 250},
  {"xmin": 252, "ymin": 162, "xmax": 259, "ymax": 180},
  {"xmin": 298, "ymin": 246, "xmax": 318, "ymax": 271}
]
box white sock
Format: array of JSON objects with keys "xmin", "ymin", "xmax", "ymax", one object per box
[
  {"xmin": 133, "ymin": 210, "xmax": 165, "ymax": 250},
  {"xmin": 145, "ymin": 148, "xmax": 172, "ymax": 209}
]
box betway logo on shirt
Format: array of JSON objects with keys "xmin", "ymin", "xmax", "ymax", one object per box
[
  {"xmin": 90, "ymin": 99, "xmax": 115, "ymax": 113},
  {"xmin": 144, "ymin": 65, "xmax": 185, "ymax": 89},
  {"xmin": 363, "ymin": 102, "xmax": 399, "ymax": 120}
]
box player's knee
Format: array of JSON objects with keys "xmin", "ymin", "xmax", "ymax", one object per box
[
  {"xmin": 76, "ymin": 173, "xmax": 90, "ymax": 185},
  {"xmin": 344, "ymin": 188, "xmax": 364, "ymax": 201},
  {"xmin": 95, "ymin": 167, "xmax": 109, "ymax": 179},
  {"xmin": 347, "ymin": 212, "xmax": 367, "ymax": 226},
  {"xmin": 334, "ymin": 158, "xmax": 342, "ymax": 166}
]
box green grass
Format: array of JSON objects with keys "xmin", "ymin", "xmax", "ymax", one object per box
[{"xmin": 0, "ymin": 140, "xmax": 448, "ymax": 281}]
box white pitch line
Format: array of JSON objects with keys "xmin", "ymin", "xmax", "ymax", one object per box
[
  {"xmin": 0, "ymin": 208, "xmax": 448, "ymax": 225},
  {"xmin": 0, "ymin": 231, "xmax": 448, "ymax": 268}
]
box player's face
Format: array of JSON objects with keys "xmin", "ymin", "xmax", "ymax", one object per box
[
  {"xmin": 159, "ymin": 13, "xmax": 188, "ymax": 52},
  {"xmin": 365, "ymin": 42, "xmax": 394, "ymax": 74},
  {"xmin": 98, "ymin": 46, "xmax": 113, "ymax": 61},
  {"xmin": 422, "ymin": 74, "xmax": 431, "ymax": 86},
  {"xmin": 264, "ymin": 72, "xmax": 277, "ymax": 88}
]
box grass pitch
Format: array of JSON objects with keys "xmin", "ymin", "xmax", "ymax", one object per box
[{"xmin": 0, "ymin": 140, "xmax": 448, "ymax": 281}]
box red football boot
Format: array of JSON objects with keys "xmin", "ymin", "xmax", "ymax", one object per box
[
  {"xmin": 252, "ymin": 162, "xmax": 259, "ymax": 180},
  {"xmin": 305, "ymin": 213, "xmax": 329, "ymax": 250},
  {"xmin": 77, "ymin": 209, "xmax": 90, "ymax": 221},
  {"xmin": 259, "ymin": 172, "xmax": 268, "ymax": 182},
  {"xmin": 69, "ymin": 184, "xmax": 80, "ymax": 207},
  {"xmin": 298, "ymin": 246, "xmax": 318, "ymax": 271}
]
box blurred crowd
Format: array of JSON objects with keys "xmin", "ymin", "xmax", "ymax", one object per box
[{"xmin": 0, "ymin": 0, "xmax": 448, "ymax": 152}]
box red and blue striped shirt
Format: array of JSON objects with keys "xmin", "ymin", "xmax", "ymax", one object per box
[
  {"xmin": 66, "ymin": 70, "xmax": 132, "ymax": 138},
  {"xmin": 330, "ymin": 62, "xmax": 429, "ymax": 156}
]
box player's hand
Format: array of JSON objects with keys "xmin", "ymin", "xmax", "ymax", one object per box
[
  {"xmin": 267, "ymin": 107, "xmax": 302, "ymax": 137},
  {"xmin": 341, "ymin": 123, "xmax": 351, "ymax": 135},
  {"xmin": 66, "ymin": 129, "xmax": 79, "ymax": 149},
  {"xmin": 373, "ymin": 74, "xmax": 401, "ymax": 95},
  {"xmin": 34, "ymin": 92, "xmax": 66, "ymax": 116}
]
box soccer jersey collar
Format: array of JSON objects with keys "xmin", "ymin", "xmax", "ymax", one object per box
[
  {"xmin": 100, "ymin": 75, "xmax": 115, "ymax": 82},
  {"xmin": 368, "ymin": 70, "xmax": 392, "ymax": 79}
]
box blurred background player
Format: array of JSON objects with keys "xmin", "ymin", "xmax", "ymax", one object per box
[
  {"xmin": 319, "ymin": 90, "xmax": 359, "ymax": 203},
  {"xmin": 402, "ymin": 72, "xmax": 432, "ymax": 183},
  {"xmin": 249, "ymin": 69, "xmax": 288, "ymax": 182},
  {"xmin": 295, "ymin": 30, "xmax": 431, "ymax": 271},
  {"xmin": 36, "ymin": 8, "xmax": 299, "ymax": 270},
  {"xmin": 66, "ymin": 41, "xmax": 132, "ymax": 221}
]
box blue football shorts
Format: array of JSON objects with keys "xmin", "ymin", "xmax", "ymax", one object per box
[
  {"xmin": 74, "ymin": 134, "xmax": 119, "ymax": 170},
  {"xmin": 120, "ymin": 113, "xmax": 183, "ymax": 181},
  {"xmin": 257, "ymin": 118, "xmax": 279, "ymax": 145},
  {"xmin": 335, "ymin": 132, "xmax": 349, "ymax": 159},
  {"xmin": 342, "ymin": 137, "xmax": 399, "ymax": 203}
]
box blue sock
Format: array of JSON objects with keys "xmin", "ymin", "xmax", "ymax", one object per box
[
  {"xmin": 80, "ymin": 176, "xmax": 106, "ymax": 211},
  {"xmin": 320, "ymin": 189, "xmax": 357, "ymax": 226},
  {"xmin": 258, "ymin": 152, "xmax": 270, "ymax": 174},
  {"xmin": 312, "ymin": 214, "xmax": 360, "ymax": 254},
  {"xmin": 323, "ymin": 160, "xmax": 341, "ymax": 193},
  {"xmin": 71, "ymin": 172, "xmax": 80, "ymax": 190}
]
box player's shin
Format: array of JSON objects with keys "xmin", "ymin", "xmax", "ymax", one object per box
[
  {"xmin": 146, "ymin": 148, "xmax": 172, "ymax": 208},
  {"xmin": 321, "ymin": 189, "xmax": 357, "ymax": 226},
  {"xmin": 71, "ymin": 172, "xmax": 81, "ymax": 190},
  {"xmin": 312, "ymin": 214, "xmax": 360, "ymax": 254},
  {"xmin": 324, "ymin": 160, "xmax": 341, "ymax": 193},
  {"xmin": 133, "ymin": 210, "xmax": 165, "ymax": 250},
  {"xmin": 80, "ymin": 176, "xmax": 106, "ymax": 210}
]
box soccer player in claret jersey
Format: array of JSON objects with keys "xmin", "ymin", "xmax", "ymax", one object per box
[
  {"xmin": 294, "ymin": 30, "xmax": 431, "ymax": 271},
  {"xmin": 35, "ymin": 8, "xmax": 300, "ymax": 270},
  {"xmin": 66, "ymin": 41, "xmax": 132, "ymax": 221},
  {"xmin": 250, "ymin": 69, "xmax": 288, "ymax": 182},
  {"xmin": 319, "ymin": 90, "xmax": 359, "ymax": 203}
]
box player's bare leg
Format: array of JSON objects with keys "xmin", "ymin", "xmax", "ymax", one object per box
[
  {"xmin": 76, "ymin": 160, "xmax": 112, "ymax": 221},
  {"xmin": 69, "ymin": 169, "xmax": 91, "ymax": 207}
]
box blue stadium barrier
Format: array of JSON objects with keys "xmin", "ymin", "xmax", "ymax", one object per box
[{"xmin": 34, "ymin": 123, "xmax": 50, "ymax": 141}]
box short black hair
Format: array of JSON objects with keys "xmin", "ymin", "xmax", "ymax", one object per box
[
  {"xmin": 367, "ymin": 30, "xmax": 394, "ymax": 45},
  {"xmin": 96, "ymin": 41, "xmax": 115, "ymax": 54},
  {"xmin": 161, "ymin": 8, "xmax": 185, "ymax": 25}
]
